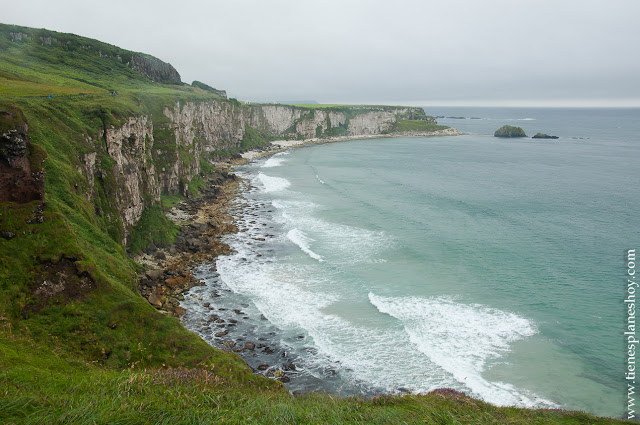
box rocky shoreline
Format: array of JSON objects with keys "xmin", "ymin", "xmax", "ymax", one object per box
[
  {"xmin": 133, "ymin": 155, "xmax": 307, "ymax": 386},
  {"xmin": 135, "ymin": 166, "xmax": 240, "ymax": 318},
  {"xmin": 136, "ymin": 128, "xmax": 462, "ymax": 390}
]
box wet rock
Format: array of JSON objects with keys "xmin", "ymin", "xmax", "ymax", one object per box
[
  {"xmin": 278, "ymin": 376, "xmax": 291, "ymax": 383},
  {"xmin": 245, "ymin": 342, "xmax": 255, "ymax": 351},
  {"xmin": 223, "ymin": 341, "xmax": 236, "ymax": 348},
  {"xmin": 173, "ymin": 306, "xmax": 186, "ymax": 316},
  {"xmin": 214, "ymin": 330, "xmax": 228, "ymax": 337},
  {"xmin": 203, "ymin": 302, "xmax": 210, "ymax": 307}
]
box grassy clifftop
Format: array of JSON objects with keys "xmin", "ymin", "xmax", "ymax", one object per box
[{"xmin": 0, "ymin": 23, "xmax": 627, "ymax": 423}]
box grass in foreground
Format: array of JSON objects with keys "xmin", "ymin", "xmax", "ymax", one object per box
[{"xmin": 0, "ymin": 330, "xmax": 629, "ymax": 425}]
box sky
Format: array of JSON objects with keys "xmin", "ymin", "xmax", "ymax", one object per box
[{"xmin": 3, "ymin": 0, "xmax": 640, "ymax": 106}]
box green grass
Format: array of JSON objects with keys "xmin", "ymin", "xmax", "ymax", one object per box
[
  {"xmin": 0, "ymin": 23, "xmax": 256, "ymax": 374},
  {"xmin": 394, "ymin": 119, "xmax": 448, "ymax": 132},
  {"xmin": 0, "ymin": 329, "xmax": 628, "ymax": 425},
  {"xmin": 128, "ymin": 205, "xmax": 179, "ymax": 253}
]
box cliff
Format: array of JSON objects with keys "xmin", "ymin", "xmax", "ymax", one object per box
[{"xmin": 76, "ymin": 99, "xmax": 440, "ymax": 242}]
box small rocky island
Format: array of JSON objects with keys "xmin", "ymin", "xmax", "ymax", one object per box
[
  {"xmin": 494, "ymin": 125, "xmax": 527, "ymax": 138},
  {"xmin": 532, "ymin": 132, "xmax": 559, "ymax": 139}
]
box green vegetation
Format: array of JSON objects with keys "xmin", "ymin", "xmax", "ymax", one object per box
[
  {"xmin": 1, "ymin": 330, "xmax": 627, "ymax": 425},
  {"xmin": 494, "ymin": 125, "xmax": 527, "ymax": 138},
  {"xmin": 128, "ymin": 204, "xmax": 179, "ymax": 253},
  {"xmin": 394, "ymin": 119, "xmax": 448, "ymax": 132},
  {"xmin": 0, "ymin": 22, "xmax": 262, "ymax": 377},
  {"xmin": 240, "ymin": 125, "xmax": 268, "ymax": 150}
]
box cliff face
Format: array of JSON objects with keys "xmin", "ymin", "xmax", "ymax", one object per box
[
  {"xmin": 129, "ymin": 54, "xmax": 182, "ymax": 84},
  {"xmin": 67, "ymin": 100, "xmax": 436, "ymax": 243}
]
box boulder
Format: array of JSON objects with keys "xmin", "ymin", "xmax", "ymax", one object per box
[
  {"xmin": 148, "ymin": 291, "xmax": 163, "ymax": 308},
  {"xmin": 146, "ymin": 269, "xmax": 164, "ymax": 281}
]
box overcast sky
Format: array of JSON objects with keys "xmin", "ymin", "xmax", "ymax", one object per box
[{"xmin": 3, "ymin": 0, "xmax": 640, "ymax": 106}]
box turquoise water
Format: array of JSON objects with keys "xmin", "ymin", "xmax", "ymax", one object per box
[{"xmin": 193, "ymin": 108, "xmax": 640, "ymax": 418}]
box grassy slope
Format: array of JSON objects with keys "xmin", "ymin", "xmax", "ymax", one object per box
[
  {"xmin": 0, "ymin": 22, "xmax": 274, "ymax": 382},
  {"xmin": 0, "ymin": 23, "xmax": 627, "ymax": 424}
]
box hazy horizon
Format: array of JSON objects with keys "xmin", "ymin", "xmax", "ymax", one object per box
[{"xmin": 3, "ymin": 0, "xmax": 639, "ymax": 107}]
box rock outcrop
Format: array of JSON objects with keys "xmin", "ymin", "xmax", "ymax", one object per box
[
  {"xmin": 128, "ymin": 53, "xmax": 181, "ymax": 84},
  {"xmin": 0, "ymin": 108, "xmax": 45, "ymax": 204},
  {"xmin": 494, "ymin": 125, "xmax": 527, "ymax": 138},
  {"xmin": 532, "ymin": 133, "xmax": 559, "ymax": 139}
]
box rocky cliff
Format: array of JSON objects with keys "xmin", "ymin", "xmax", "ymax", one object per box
[
  {"xmin": 128, "ymin": 53, "xmax": 182, "ymax": 84},
  {"xmin": 67, "ymin": 100, "xmax": 438, "ymax": 244}
]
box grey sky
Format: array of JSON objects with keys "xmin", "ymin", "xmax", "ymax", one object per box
[{"xmin": 3, "ymin": 0, "xmax": 639, "ymax": 106}]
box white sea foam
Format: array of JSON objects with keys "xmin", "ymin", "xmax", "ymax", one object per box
[
  {"xmin": 315, "ymin": 174, "xmax": 326, "ymax": 184},
  {"xmin": 271, "ymin": 198, "xmax": 392, "ymax": 265},
  {"xmin": 263, "ymin": 152, "xmax": 289, "ymax": 168},
  {"xmin": 287, "ymin": 229, "xmax": 324, "ymax": 262},
  {"xmin": 257, "ymin": 172, "xmax": 291, "ymax": 192},
  {"xmin": 368, "ymin": 293, "xmax": 555, "ymax": 408}
]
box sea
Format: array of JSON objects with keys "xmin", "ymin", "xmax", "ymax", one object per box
[{"xmin": 182, "ymin": 107, "xmax": 640, "ymax": 419}]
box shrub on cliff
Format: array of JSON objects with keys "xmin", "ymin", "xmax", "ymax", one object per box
[{"xmin": 494, "ymin": 125, "xmax": 527, "ymax": 138}]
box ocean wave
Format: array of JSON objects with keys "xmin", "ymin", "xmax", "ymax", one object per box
[
  {"xmin": 263, "ymin": 152, "xmax": 289, "ymax": 168},
  {"xmin": 257, "ymin": 172, "xmax": 291, "ymax": 192},
  {"xmin": 272, "ymin": 199, "xmax": 392, "ymax": 265},
  {"xmin": 368, "ymin": 293, "xmax": 555, "ymax": 408},
  {"xmin": 287, "ymin": 229, "xmax": 324, "ymax": 262}
]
